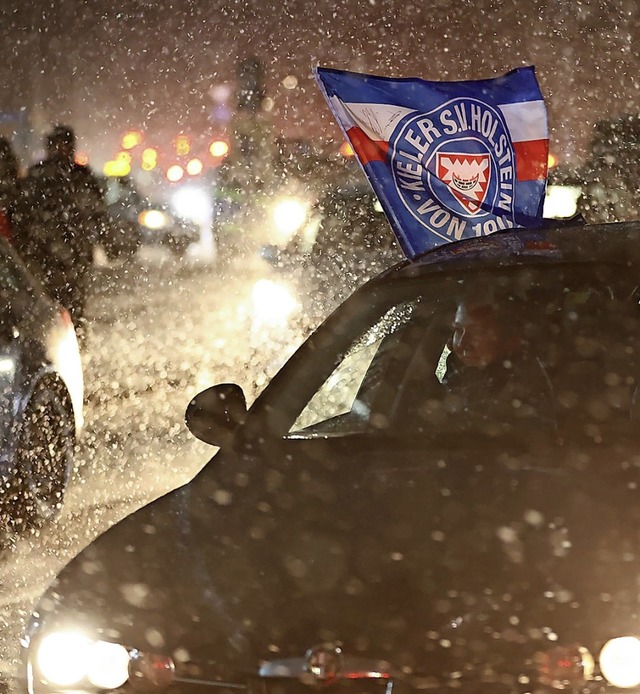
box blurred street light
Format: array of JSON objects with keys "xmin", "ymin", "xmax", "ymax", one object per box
[
  {"xmin": 139, "ymin": 209, "xmax": 169, "ymax": 230},
  {"xmin": 209, "ymin": 139, "xmax": 229, "ymax": 158},
  {"xmin": 175, "ymin": 135, "xmax": 191, "ymax": 156},
  {"xmin": 186, "ymin": 157, "xmax": 204, "ymax": 176},
  {"xmin": 167, "ymin": 165, "xmax": 184, "ymax": 182},
  {"xmin": 122, "ymin": 130, "xmax": 143, "ymax": 150},
  {"xmin": 282, "ymin": 75, "xmax": 298, "ymax": 89},
  {"xmin": 548, "ymin": 152, "xmax": 559, "ymax": 169},
  {"xmin": 75, "ymin": 151, "xmax": 89, "ymax": 166},
  {"xmin": 209, "ymin": 83, "xmax": 232, "ymax": 103},
  {"xmin": 142, "ymin": 147, "xmax": 158, "ymax": 171},
  {"xmin": 104, "ymin": 160, "xmax": 131, "ymax": 177}
]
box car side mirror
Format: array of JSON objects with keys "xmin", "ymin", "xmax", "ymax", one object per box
[{"xmin": 185, "ymin": 383, "xmax": 247, "ymax": 447}]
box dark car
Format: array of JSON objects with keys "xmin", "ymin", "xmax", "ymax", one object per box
[
  {"xmin": 309, "ymin": 184, "xmax": 397, "ymax": 255},
  {"xmin": 99, "ymin": 176, "xmax": 199, "ymax": 260},
  {"xmin": 301, "ymin": 183, "xmax": 401, "ymax": 287},
  {"xmin": 22, "ymin": 222, "xmax": 640, "ymax": 694},
  {"xmin": 0, "ymin": 238, "xmax": 83, "ymax": 534}
]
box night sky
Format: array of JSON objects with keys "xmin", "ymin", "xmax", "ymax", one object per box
[{"xmin": 1, "ymin": 0, "xmax": 639, "ymax": 166}]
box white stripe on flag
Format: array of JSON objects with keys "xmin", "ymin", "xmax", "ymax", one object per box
[
  {"xmin": 328, "ymin": 96, "xmax": 356, "ymax": 131},
  {"xmin": 338, "ymin": 101, "xmax": 415, "ymax": 141},
  {"xmin": 331, "ymin": 97, "xmax": 546, "ymax": 144},
  {"xmin": 498, "ymin": 100, "xmax": 548, "ymax": 142}
]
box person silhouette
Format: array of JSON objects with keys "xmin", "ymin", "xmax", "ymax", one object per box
[{"xmin": 442, "ymin": 296, "xmax": 554, "ymax": 435}]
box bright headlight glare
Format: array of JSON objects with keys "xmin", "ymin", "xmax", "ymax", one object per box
[
  {"xmin": 171, "ymin": 186, "xmax": 211, "ymax": 224},
  {"xmin": 599, "ymin": 637, "xmax": 640, "ymax": 688},
  {"xmin": 49, "ymin": 317, "xmax": 84, "ymax": 433},
  {"xmin": 36, "ymin": 632, "xmax": 131, "ymax": 689},
  {"xmin": 36, "ymin": 631, "xmax": 92, "ymax": 686},
  {"xmin": 542, "ymin": 184, "xmax": 582, "ymax": 220},
  {"xmin": 87, "ymin": 640, "xmax": 130, "ymax": 689},
  {"xmin": 139, "ymin": 209, "xmax": 169, "ymax": 230},
  {"xmin": 272, "ymin": 198, "xmax": 308, "ymax": 242},
  {"xmin": 251, "ymin": 279, "xmax": 298, "ymax": 326}
]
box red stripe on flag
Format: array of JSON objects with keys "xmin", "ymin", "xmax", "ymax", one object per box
[
  {"xmin": 514, "ymin": 139, "xmax": 548, "ymax": 181},
  {"xmin": 346, "ymin": 127, "xmax": 388, "ymax": 164}
]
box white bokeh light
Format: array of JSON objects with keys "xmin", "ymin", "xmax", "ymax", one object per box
[{"xmin": 600, "ymin": 637, "xmax": 640, "ymax": 688}]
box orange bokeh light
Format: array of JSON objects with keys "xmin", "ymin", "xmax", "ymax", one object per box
[
  {"xmin": 75, "ymin": 151, "xmax": 89, "ymax": 166},
  {"xmin": 142, "ymin": 147, "xmax": 158, "ymax": 171},
  {"xmin": 175, "ymin": 135, "xmax": 191, "ymax": 156},
  {"xmin": 340, "ymin": 141, "xmax": 355, "ymax": 157},
  {"xmin": 122, "ymin": 130, "xmax": 143, "ymax": 150},
  {"xmin": 548, "ymin": 152, "xmax": 559, "ymax": 169}
]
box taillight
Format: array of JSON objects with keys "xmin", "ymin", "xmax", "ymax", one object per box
[
  {"xmin": 0, "ymin": 210, "xmax": 11, "ymax": 240},
  {"xmin": 535, "ymin": 645, "xmax": 595, "ymax": 688},
  {"xmin": 128, "ymin": 650, "xmax": 176, "ymax": 691}
]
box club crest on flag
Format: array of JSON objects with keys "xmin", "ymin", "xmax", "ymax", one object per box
[
  {"xmin": 390, "ymin": 98, "xmax": 516, "ymax": 239},
  {"xmin": 436, "ymin": 152, "xmax": 490, "ymax": 215},
  {"xmin": 314, "ymin": 65, "xmax": 550, "ymax": 259}
]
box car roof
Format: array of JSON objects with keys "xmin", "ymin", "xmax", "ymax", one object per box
[{"xmin": 370, "ymin": 221, "xmax": 640, "ymax": 285}]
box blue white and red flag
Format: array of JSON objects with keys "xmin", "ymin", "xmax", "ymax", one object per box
[{"xmin": 314, "ymin": 66, "xmax": 549, "ymax": 259}]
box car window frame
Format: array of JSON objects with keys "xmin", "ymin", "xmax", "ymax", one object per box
[
  {"xmin": 241, "ymin": 256, "xmax": 640, "ymax": 446},
  {"xmin": 242, "ymin": 273, "xmax": 425, "ymax": 440}
]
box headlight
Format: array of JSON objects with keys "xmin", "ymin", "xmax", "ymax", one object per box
[
  {"xmin": 599, "ymin": 637, "xmax": 640, "ymax": 688},
  {"xmin": 139, "ymin": 209, "xmax": 170, "ymax": 230},
  {"xmin": 251, "ymin": 279, "xmax": 298, "ymax": 327},
  {"xmin": 34, "ymin": 631, "xmax": 133, "ymax": 690},
  {"xmin": 37, "ymin": 632, "xmax": 92, "ymax": 686},
  {"xmin": 87, "ymin": 641, "xmax": 131, "ymax": 689},
  {"xmin": 272, "ymin": 198, "xmax": 308, "ymax": 243},
  {"xmin": 49, "ymin": 309, "xmax": 84, "ymax": 434},
  {"xmin": 170, "ymin": 186, "xmax": 212, "ymax": 224},
  {"xmin": 542, "ymin": 184, "xmax": 582, "ymax": 220}
]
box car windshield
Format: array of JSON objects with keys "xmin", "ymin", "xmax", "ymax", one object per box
[{"xmin": 259, "ymin": 262, "xmax": 640, "ymax": 445}]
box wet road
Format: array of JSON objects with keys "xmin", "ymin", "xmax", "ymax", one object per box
[{"xmin": 0, "ymin": 247, "xmax": 332, "ymax": 685}]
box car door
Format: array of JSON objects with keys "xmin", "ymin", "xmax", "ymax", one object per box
[{"xmin": 0, "ymin": 246, "xmax": 29, "ymax": 463}]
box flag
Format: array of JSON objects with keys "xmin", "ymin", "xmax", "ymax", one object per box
[{"xmin": 314, "ymin": 66, "xmax": 549, "ymax": 259}]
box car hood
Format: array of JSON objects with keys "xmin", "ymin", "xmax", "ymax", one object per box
[{"xmin": 29, "ymin": 436, "xmax": 640, "ymax": 684}]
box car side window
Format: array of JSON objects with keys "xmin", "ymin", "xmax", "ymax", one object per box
[{"xmin": 288, "ymin": 300, "xmax": 420, "ymax": 436}]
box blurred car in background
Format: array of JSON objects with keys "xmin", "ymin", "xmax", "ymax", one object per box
[
  {"xmin": 302, "ymin": 182, "xmax": 398, "ymax": 258},
  {"xmin": 296, "ymin": 182, "xmax": 401, "ymax": 301},
  {"xmin": 0, "ymin": 238, "xmax": 83, "ymax": 536},
  {"xmin": 262, "ymin": 183, "xmax": 401, "ymax": 276},
  {"xmin": 24, "ymin": 221, "xmax": 640, "ymax": 694},
  {"xmin": 542, "ymin": 166, "xmax": 585, "ymax": 222},
  {"xmin": 98, "ymin": 176, "xmax": 199, "ymax": 260},
  {"xmin": 136, "ymin": 204, "xmax": 200, "ymax": 257}
]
